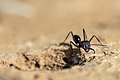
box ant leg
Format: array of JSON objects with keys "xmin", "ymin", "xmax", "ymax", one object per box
[
  {"xmin": 91, "ymin": 44, "xmax": 106, "ymax": 46},
  {"xmin": 63, "ymin": 31, "xmax": 74, "ymax": 43},
  {"xmin": 89, "ymin": 48, "xmax": 95, "ymax": 54},
  {"xmin": 89, "ymin": 35, "xmax": 104, "ymax": 46},
  {"xmin": 83, "ymin": 28, "xmax": 87, "ymax": 41},
  {"xmin": 88, "ymin": 48, "xmax": 96, "ymax": 62},
  {"xmin": 70, "ymin": 41, "xmax": 78, "ymax": 49},
  {"xmin": 70, "ymin": 41, "xmax": 78, "ymax": 54}
]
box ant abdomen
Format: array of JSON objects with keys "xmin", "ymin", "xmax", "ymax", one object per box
[{"xmin": 73, "ymin": 35, "xmax": 81, "ymax": 44}]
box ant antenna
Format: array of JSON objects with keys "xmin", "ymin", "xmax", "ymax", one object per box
[{"xmin": 83, "ymin": 28, "xmax": 87, "ymax": 41}]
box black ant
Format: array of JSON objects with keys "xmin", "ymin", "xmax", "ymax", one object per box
[{"xmin": 62, "ymin": 28, "xmax": 106, "ymax": 54}]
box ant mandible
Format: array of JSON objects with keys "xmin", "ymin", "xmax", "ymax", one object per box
[{"xmin": 62, "ymin": 28, "xmax": 106, "ymax": 54}]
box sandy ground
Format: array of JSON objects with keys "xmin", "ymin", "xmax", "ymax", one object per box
[{"xmin": 0, "ymin": 0, "xmax": 120, "ymax": 80}]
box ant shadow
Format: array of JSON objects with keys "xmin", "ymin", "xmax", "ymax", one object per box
[
  {"xmin": 59, "ymin": 42, "xmax": 87, "ymax": 68},
  {"xmin": 59, "ymin": 42, "xmax": 81, "ymax": 56}
]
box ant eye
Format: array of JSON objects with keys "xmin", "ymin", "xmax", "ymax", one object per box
[
  {"xmin": 85, "ymin": 44, "xmax": 90, "ymax": 48},
  {"xmin": 86, "ymin": 45, "xmax": 89, "ymax": 47}
]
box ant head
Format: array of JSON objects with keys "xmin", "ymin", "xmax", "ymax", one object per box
[{"xmin": 83, "ymin": 41, "xmax": 90, "ymax": 52}]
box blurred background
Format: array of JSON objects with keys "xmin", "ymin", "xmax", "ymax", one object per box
[{"xmin": 0, "ymin": 0, "xmax": 120, "ymax": 46}]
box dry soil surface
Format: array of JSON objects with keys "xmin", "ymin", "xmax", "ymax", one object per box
[{"xmin": 0, "ymin": 0, "xmax": 120, "ymax": 80}]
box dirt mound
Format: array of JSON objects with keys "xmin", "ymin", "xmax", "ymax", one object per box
[{"xmin": 0, "ymin": 43, "xmax": 102, "ymax": 71}]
